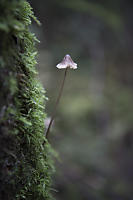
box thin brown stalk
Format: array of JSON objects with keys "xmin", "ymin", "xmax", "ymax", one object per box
[{"xmin": 45, "ymin": 67, "xmax": 68, "ymax": 139}]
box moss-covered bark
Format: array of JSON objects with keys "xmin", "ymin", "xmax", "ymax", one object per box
[{"xmin": 0, "ymin": 0, "xmax": 54, "ymax": 199}]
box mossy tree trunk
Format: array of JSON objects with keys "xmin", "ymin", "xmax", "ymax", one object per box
[{"xmin": 0, "ymin": 0, "xmax": 54, "ymax": 199}]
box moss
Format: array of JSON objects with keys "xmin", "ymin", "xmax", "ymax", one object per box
[{"xmin": 0, "ymin": 0, "xmax": 55, "ymax": 199}]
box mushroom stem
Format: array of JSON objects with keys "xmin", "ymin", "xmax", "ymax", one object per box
[{"xmin": 45, "ymin": 67, "xmax": 68, "ymax": 139}]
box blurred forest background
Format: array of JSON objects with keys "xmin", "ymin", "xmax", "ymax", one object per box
[{"xmin": 29, "ymin": 0, "xmax": 133, "ymax": 199}]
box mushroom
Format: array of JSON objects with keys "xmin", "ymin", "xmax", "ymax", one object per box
[{"xmin": 45, "ymin": 54, "xmax": 77, "ymax": 140}]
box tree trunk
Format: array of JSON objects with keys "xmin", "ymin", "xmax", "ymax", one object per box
[{"xmin": 0, "ymin": 1, "xmax": 54, "ymax": 199}]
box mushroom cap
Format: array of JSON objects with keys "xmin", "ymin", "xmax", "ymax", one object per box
[{"xmin": 56, "ymin": 54, "xmax": 77, "ymax": 69}]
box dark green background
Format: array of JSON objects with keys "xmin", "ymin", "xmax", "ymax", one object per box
[{"xmin": 30, "ymin": 1, "xmax": 133, "ymax": 199}]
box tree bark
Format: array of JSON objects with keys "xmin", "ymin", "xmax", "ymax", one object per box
[{"xmin": 0, "ymin": 1, "xmax": 54, "ymax": 199}]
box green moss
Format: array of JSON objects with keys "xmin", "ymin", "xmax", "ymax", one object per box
[{"xmin": 0, "ymin": 0, "xmax": 55, "ymax": 199}]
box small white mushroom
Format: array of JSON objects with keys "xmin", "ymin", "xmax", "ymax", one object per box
[
  {"xmin": 45, "ymin": 54, "xmax": 77, "ymax": 140},
  {"xmin": 56, "ymin": 54, "xmax": 77, "ymax": 69}
]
